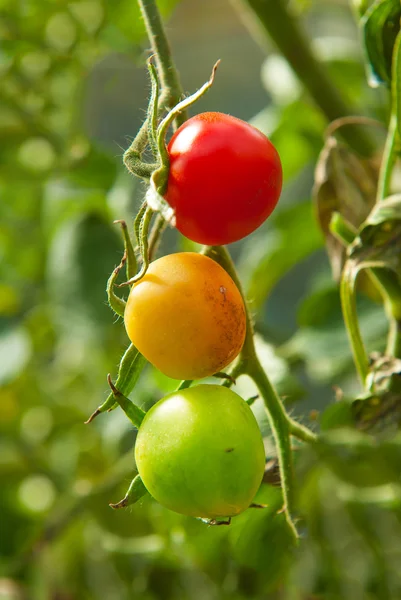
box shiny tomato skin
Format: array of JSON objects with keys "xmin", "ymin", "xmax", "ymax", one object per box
[
  {"xmin": 164, "ymin": 112, "xmax": 282, "ymax": 245},
  {"xmin": 135, "ymin": 385, "xmax": 266, "ymax": 519},
  {"xmin": 124, "ymin": 252, "xmax": 246, "ymax": 380}
]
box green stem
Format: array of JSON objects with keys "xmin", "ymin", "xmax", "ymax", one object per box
[
  {"xmin": 204, "ymin": 246, "xmax": 316, "ymax": 445},
  {"xmin": 234, "ymin": 0, "xmax": 375, "ymax": 155},
  {"xmin": 247, "ymin": 359, "xmax": 298, "ymax": 541},
  {"xmin": 114, "ymin": 220, "xmax": 137, "ymax": 279},
  {"xmin": 106, "ymin": 252, "xmax": 127, "ymax": 318},
  {"xmin": 376, "ymin": 112, "xmax": 397, "ymax": 202},
  {"xmin": 329, "ymin": 214, "xmax": 401, "ymax": 359},
  {"xmin": 138, "ymin": 0, "xmax": 187, "ymax": 125},
  {"xmin": 205, "ymin": 245, "xmax": 316, "ymax": 539},
  {"xmin": 204, "ymin": 247, "xmax": 299, "ymax": 535},
  {"xmin": 387, "ymin": 318, "xmax": 401, "ymax": 357},
  {"xmin": 148, "ymin": 213, "xmax": 167, "ymax": 259},
  {"xmin": 340, "ymin": 264, "xmax": 369, "ymax": 386}
]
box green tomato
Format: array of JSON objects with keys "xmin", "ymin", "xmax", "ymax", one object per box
[{"xmin": 135, "ymin": 384, "xmax": 265, "ymax": 519}]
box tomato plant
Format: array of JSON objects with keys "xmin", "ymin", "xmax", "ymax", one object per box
[
  {"xmin": 164, "ymin": 112, "xmax": 283, "ymax": 245},
  {"xmin": 135, "ymin": 384, "xmax": 266, "ymax": 518},
  {"xmin": 124, "ymin": 252, "xmax": 246, "ymax": 380}
]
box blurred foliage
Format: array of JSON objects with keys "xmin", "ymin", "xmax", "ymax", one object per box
[{"xmin": 1, "ymin": 0, "xmax": 401, "ymax": 598}]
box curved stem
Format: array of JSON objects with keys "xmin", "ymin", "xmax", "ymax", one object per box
[
  {"xmin": 148, "ymin": 213, "xmax": 167, "ymax": 259},
  {"xmin": 387, "ymin": 318, "xmax": 401, "ymax": 357},
  {"xmin": 376, "ymin": 113, "xmax": 397, "ymax": 202},
  {"xmin": 247, "ymin": 360, "xmax": 298, "ymax": 541},
  {"xmin": 340, "ymin": 264, "xmax": 369, "ymax": 386},
  {"xmin": 204, "ymin": 245, "xmax": 316, "ymax": 540},
  {"xmin": 203, "ymin": 248, "xmax": 299, "ymax": 538}
]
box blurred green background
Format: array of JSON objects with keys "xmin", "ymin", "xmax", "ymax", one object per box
[{"xmin": 2, "ymin": 0, "xmax": 401, "ymax": 598}]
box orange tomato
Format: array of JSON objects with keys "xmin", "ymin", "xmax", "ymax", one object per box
[{"xmin": 124, "ymin": 252, "xmax": 246, "ymax": 380}]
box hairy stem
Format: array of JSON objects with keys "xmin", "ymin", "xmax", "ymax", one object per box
[
  {"xmin": 138, "ymin": 0, "xmax": 187, "ymax": 125},
  {"xmin": 247, "ymin": 360, "xmax": 298, "ymax": 540}
]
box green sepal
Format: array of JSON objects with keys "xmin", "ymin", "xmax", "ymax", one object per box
[
  {"xmin": 109, "ymin": 474, "xmax": 148, "ymax": 509},
  {"xmin": 114, "ymin": 220, "xmax": 137, "ymax": 280},
  {"xmin": 119, "ymin": 205, "xmax": 154, "ymax": 286},
  {"xmin": 106, "ymin": 252, "xmax": 127, "ymax": 318},
  {"xmin": 85, "ymin": 344, "xmax": 146, "ymax": 423},
  {"xmin": 107, "ymin": 373, "xmax": 145, "ymax": 428}
]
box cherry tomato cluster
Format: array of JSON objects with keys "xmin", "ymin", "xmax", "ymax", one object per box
[{"xmin": 119, "ymin": 112, "xmax": 282, "ymax": 521}]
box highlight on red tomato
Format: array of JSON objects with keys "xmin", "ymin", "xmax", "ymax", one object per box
[
  {"xmin": 135, "ymin": 384, "xmax": 266, "ymax": 519},
  {"xmin": 124, "ymin": 252, "xmax": 246, "ymax": 380},
  {"xmin": 164, "ymin": 111, "xmax": 282, "ymax": 245}
]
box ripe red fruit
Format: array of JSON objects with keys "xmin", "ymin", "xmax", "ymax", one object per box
[{"xmin": 164, "ymin": 112, "xmax": 282, "ymax": 245}]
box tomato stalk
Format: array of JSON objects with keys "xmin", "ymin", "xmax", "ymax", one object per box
[
  {"xmin": 205, "ymin": 245, "xmax": 315, "ymax": 541},
  {"xmin": 137, "ymin": 0, "xmax": 186, "ymax": 125},
  {"xmin": 137, "ymin": 0, "xmax": 317, "ymax": 538}
]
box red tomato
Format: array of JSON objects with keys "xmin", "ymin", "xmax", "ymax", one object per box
[{"xmin": 164, "ymin": 112, "xmax": 282, "ymax": 245}]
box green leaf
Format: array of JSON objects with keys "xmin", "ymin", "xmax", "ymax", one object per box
[
  {"xmin": 362, "ymin": 0, "xmax": 401, "ymax": 87},
  {"xmin": 319, "ymin": 400, "xmax": 354, "ymax": 431},
  {"xmin": 351, "ymin": 354, "xmax": 401, "ymax": 432},
  {"xmin": 353, "ymin": 391, "xmax": 401, "ymax": 432},
  {"xmin": 349, "ymin": 194, "xmax": 401, "ymax": 277},
  {"xmin": 47, "ymin": 212, "xmax": 122, "ymax": 335},
  {"xmin": 241, "ymin": 200, "xmax": 323, "ymax": 312}
]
